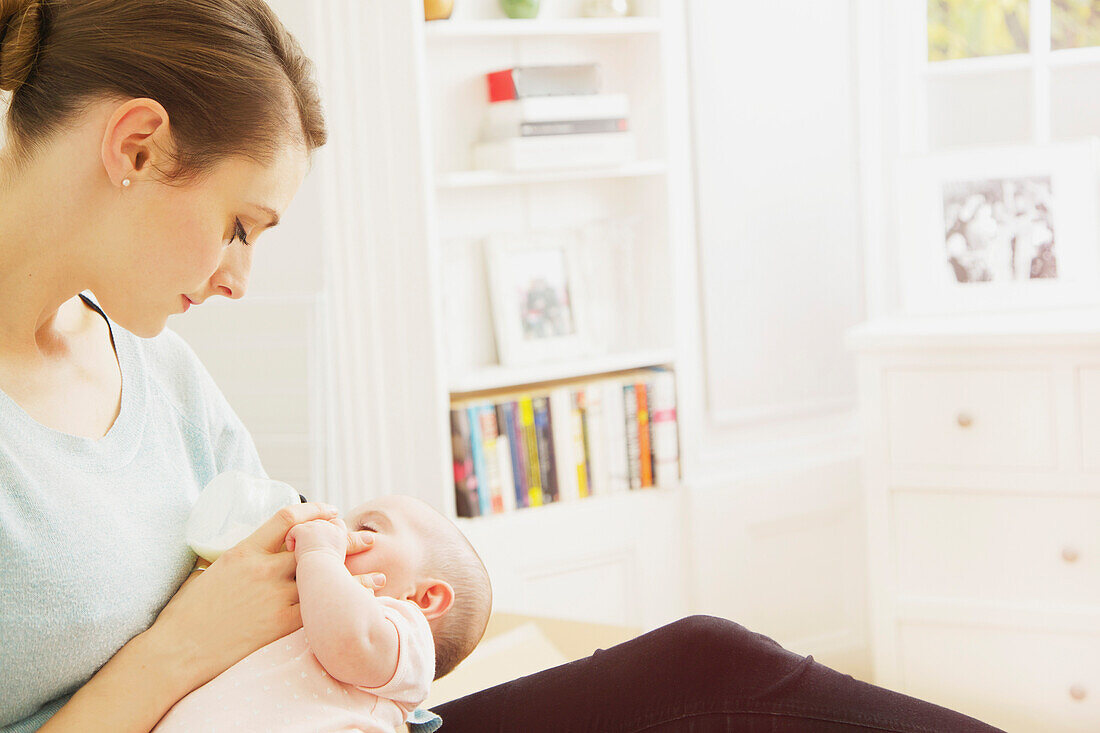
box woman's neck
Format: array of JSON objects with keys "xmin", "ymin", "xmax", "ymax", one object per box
[{"xmin": 0, "ymin": 144, "xmax": 98, "ymax": 360}]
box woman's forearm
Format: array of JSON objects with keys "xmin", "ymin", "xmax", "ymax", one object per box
[{"xmin": 38, "ymin": 627, "xmax": 199, "ymax": 733}]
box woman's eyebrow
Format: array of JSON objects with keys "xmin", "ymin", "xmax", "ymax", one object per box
[{"xmin": 249, "ymin": 203, "xmax": 280, "ymax": 229}]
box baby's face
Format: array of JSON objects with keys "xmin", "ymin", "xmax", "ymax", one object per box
[{"xmin": 343, "ymin": 495, "xmax": 432, "ymax": 602}]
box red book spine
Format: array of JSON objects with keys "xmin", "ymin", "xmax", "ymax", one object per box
[{"xmin": 486, "ymin": 69, "xmax": 518, "ymax": 102}]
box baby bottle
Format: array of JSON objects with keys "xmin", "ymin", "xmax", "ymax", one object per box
[{"xmin": 186, "ymin": 470, "xmax": 302, "ymax": 562}]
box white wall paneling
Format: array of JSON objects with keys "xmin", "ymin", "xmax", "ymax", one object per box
[{"xmin": 685, "ymin": 0, "xmax": 864, "ymax": 434}]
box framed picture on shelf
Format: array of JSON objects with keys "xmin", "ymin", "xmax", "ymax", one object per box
[
  {"xmin": 895, "ymin": 139, "xmax": 1100, "ymax": 315},
  {"xmin": 485, "ymin": 229, "xmax": 590, "ymax": 367}
]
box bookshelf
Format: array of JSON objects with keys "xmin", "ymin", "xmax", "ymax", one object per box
[{"xmin": 327, "ymin": 0, "xmax": 699, "ymax": 627}]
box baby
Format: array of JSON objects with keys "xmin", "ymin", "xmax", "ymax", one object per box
[{"xmin": 154, "ymin": 495, "xmax": 492, "ymax": 732}]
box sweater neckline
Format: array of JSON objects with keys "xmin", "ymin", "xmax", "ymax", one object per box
[{"xmin": 0, "ymin": 291, "xmax": 148, "ymax": 470}]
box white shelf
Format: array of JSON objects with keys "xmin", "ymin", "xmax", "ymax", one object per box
[
  {"xmin": 453, "ymin": 484, "xmax": 680, "ymax": 526},
  {"xmin": 424, "ymin": 17, "xmax": 662, "ymax": 40},
  {"xmin": 437, "ymin": 159, "xmax": 666, "ymax": 188},
  {"xmin": 449, "ymin": 348, "xmax": 676, "ymax": 395}
]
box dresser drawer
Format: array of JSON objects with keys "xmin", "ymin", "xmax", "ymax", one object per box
[
  {"xmin": 899, "ymin": 622, "xmax": 1100, "ymax": 732},
  {"xmin": 885, "ymin": 368, "xmax": 1055, "ymax": 469},
  {"xmin": 893, "ymin": 492, "xmax": 1099, "ymax": 606}
]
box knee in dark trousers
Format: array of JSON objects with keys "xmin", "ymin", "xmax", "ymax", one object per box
[{"xmin": 620, "ymin": 615, "xmax": 809, "ymax": 700}]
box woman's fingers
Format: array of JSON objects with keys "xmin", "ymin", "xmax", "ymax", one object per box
[
  {"xmin": 355, "ymin": 572, "xmax": 386, "ymax": 591},
  {"xmin": 239, "ymin": 502, "xmax": 339, "ymax": 553},
  {"xmin": 345, "ymin": 529, "xmax": 375, "ymax": 556}
]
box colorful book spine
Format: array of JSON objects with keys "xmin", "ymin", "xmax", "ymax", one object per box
[
  {"xmin": 532, "ymin": 395, "xmax": 559, "ymax": 503},
  {"xmin": 623, "ymin": 383, "xmax": 641, "ymax": 490},
  {"xmin": 499, "ymin": 402, "xmax": 529, "ymax": 509},
  {"xmin": 571, "ymin": 389, "xmax": 590, "ymax": 498},
  {"xmin": 519, "ymin": 396, "xmax": 543, "ymax": 507},
  {"xmin": 466, "ymin": 404, "xmax": 491, "ymax": 515},
  {"xmin": 450, "ymin": 408, "xmax": 480, "ymax": 518},
  {"xmin": 649, "ymin": 368, "xmax": 680, "ymax": 488},
  {"xmin": 636, "ymin": 379, "xmax": 653, "ymax": 488},
  {"xmin": 478, "ymin": 405, "xmax": 505, "ymax": 514},
  {"xmin": 494, "ymin": 407, "xmax": 517, "ymax": 514}
]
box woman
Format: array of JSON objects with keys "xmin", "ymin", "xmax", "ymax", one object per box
[{"xmin": 0, "ymin": 2, "xmax": 1003, "ymax": 732}]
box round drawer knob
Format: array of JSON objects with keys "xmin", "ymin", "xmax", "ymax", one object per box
[
  {"xmin": 956, "ymin": 413, "xmax": 974, "ymax": 428},
  {"xmin": 1070, "ymin": 684, "xmax": 1087, "ymax": 701},
  {"xmin": 1062, "ymin": 546, "xmax": 1081, "ymax": 563}
]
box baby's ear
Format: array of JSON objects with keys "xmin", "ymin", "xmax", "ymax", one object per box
[{"xmin": 411, "ymin": 579, "xmax": 455, "ymax": 622}]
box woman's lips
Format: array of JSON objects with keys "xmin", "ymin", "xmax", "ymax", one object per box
[{"xmin": 181, "ymin": 295, "xmax": 194, "ymax": 312}]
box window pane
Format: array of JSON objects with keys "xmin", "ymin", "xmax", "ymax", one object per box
[
  {"xmin": 928, "ymin": 0, "xmax": 1030, "ymax": 61},
  {"xmin": 1052, "ymin": 0, "xmax": 1100, "ymax": 49},
  {"xmin": 927, "ymin": 70, "xmax": 1032, "ymax": 149}
]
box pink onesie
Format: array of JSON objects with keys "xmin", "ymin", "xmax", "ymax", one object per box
[{"xmin": 153, "ymin": 596, "xmax": 434, "ymax": 732}]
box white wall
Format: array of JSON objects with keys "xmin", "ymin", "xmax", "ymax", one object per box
[{"xmin": 683, "ymin": 0, "xmax": 869, "ymax": 674}]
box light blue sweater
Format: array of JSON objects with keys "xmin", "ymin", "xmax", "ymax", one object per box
[{"xmin": 0, "ymin": 292, "xmax": 269, "ymax": 731}]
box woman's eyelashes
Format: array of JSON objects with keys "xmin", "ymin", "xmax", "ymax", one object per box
[{"xmin": 227, "ymin": 217, "xmax": 252, "ymax": 247}]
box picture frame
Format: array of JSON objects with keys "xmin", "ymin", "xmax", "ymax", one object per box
[
  {"xmin": 895, "ymin": 139, "xmax": 1100, "ymax": 315},
  {"xmin": 484, "ymin": 229, "xmax": 590, "ymax": 367}
]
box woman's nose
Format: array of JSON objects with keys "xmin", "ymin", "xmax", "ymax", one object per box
[{"xmin": 211, "ymin": 245, "xmax": 252, "ymax": 300}]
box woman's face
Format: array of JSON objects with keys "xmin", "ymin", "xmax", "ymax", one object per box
[{"xmin": 93, "ymin": 142, "xmax": 309, "ymax": 338}]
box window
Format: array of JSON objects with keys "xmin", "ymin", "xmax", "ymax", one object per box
[{"xmin": 919, "ymin": 0, "xmax": 1100, "ymax": 150}]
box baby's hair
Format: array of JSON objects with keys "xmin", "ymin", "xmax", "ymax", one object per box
[
  {"xmin": 423, "ymin": 521, "xmax": 492, "ymax": 680},
  {"xmin": 0, "ymin": 0, "xmax": 326, "ymax": 183}
]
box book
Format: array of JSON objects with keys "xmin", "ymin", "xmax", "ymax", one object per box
[
  {"xmin": 473, "ymin": 132, "xmax": 637, "ymax": 172},
  {"xmin": 519, "ymin": 396, "xmax": 544, "ymax": 507},
  {"xmin": 493, "ymin": 405, "xmax": 517, "ymax": 514},
  {"xmin": 571, "ymin": 389, "xmax": 590, "ymax": 499},
  {"xmin": 623, "ymin": 383, "xmax": 641, "ymax": 490},
  {"xmin": 449, "ymin": 408, "xmax": 480, "ymax": 518},
  {"xmin": 476, "ymin": 405, "xmax": 505, "ymax": 513},
  {"xmin": 466, "ymin": 404, "xmax": 492, "ymax": 515},
  {"xmin": 485, "ymin": 93, "xmax": 630, "ymax": 127},
  {"xmin": 548, "ymin": 387, "xmax": 580, "ymax": 502},
  {"xmin": 581, "ymin": 384, "xmax": 608, "ymax": 495},
  {"xmin": 649, "ymin": 368, "xmax": 680, "ymax": 488},
  {"xmin": 601, "ymin": 377, "xmax": 630, "ymax": 493},
  {"xmin": 498, "ymin": 401, "xmax": 529, "ymax": 509},
  {"xmin": 485, "ymin": 117, "xmax": 629, "ymax": 140},
  {"xmin": 636, "ymin": 379, "xmax": 653, "ymax": 488},
  {"xmin": 486, "ymin": 64, "xmax": 601, "ymax": 102},
  {"xmin": 532, "ymin": 395, "xmax": 560, "ymax": 503}
]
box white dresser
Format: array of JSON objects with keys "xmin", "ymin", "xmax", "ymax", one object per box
[{"xmin": 850, "ymin": 313, "xmax": 1100, "ymax": 733}]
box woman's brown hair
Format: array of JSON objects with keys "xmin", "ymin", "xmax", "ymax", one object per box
[{"xmin": 0, "ymin": 0, "xmax": 326, "ymax": 182}]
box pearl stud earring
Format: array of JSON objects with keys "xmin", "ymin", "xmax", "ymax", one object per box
[{"xmin": 122, "ymin": 178, "xmax": 131, "ymax": 187}]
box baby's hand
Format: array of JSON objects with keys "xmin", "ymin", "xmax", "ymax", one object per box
[{"xmin": 286, "ymin": 516, "xmax": 348, "ymax": 559}]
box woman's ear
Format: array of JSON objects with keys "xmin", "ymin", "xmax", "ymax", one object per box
[
  {"xmin": 410, "ymin": 578, "xmax": 455, "ymax": 622},
  {"xmin": 100, "ymin": 97, "xmax": 172, "ymax": 186}
]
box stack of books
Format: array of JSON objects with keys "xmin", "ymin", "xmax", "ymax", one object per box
[
  {"xmin": 450, "ymin": 367, "xmax": 678, "ymax": 518},
  {"xmin": 473, "ymin": 63, "xmax": 637, "ymax": 172}
]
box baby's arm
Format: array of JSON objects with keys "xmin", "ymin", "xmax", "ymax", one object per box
[{"xmin": 287, "ymin": 518, "xmax": 400, "ymax": 688}]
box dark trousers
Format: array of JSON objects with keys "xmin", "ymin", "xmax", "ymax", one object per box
[{"xmin": 433, "ymin": 615, "xmax": 1005, "ymax": 732}]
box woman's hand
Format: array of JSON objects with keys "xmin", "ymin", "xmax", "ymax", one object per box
[{"xmin": 144, "ymin": 502, "xmax": 350, "ymax": 690}]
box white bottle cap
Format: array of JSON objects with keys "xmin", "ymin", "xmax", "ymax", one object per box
[{"xmin": 186, "ymin": 470, "xmax": 302, "ymax": 562}]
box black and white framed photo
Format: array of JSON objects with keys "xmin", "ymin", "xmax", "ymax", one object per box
[
  {"xmin": 896, "ymin": 140, "xmax": 1100, "ymax": 314},
  {"xmin": 484, "ymin": 229, "xmax": 589, "ymax": 366}
]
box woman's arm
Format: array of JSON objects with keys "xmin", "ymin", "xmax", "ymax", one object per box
[
  {"xmin": 36, "ymin": 502, "xmax": 341, "ymax": 733},
  {"xmin": 38, "ymin": 610, "xmax": 204, "ymax": 732}
]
